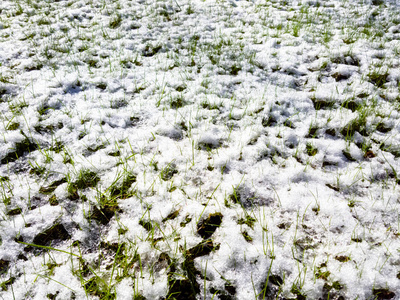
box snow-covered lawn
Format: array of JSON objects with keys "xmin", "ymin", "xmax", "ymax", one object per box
[{"xmin": 1, "ymin": 0, "xmax": 400, "ymax": 299}]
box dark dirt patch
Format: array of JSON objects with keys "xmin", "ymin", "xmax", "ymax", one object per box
[
  {"xmin": 376, "ymin": 123, "xmax": 392, "ymax": 133},
  {"xmin": 332, "ymin": 72, "xmax": 352, "ymax": 82},
  {"xmin": 241, "ymin": 230, "xmax": 253, "ymax": 242},
  {"xmin": 0, "ymin": 276, "xmax": 15, "ymax": 291},
  {"xmin": 368, "ymin": 72, "xmax": 388, "ymax": 88},
  {"xmin": 47, "ymin": 291, "xmax": 59, "ymax": 300},
  {"xmin": 67, "ymin": 189, "xmax": 80, "ymax": 200},
  {"xmin": 166, "ymin": 278, "xmax": 198, "ymax": 300},
  {"xmin": 262, "ymin": 115, "xmax": 277, "ymax": 127},
  {"xmin": 277, "ymin": 222, "xmax": 291, "ymax": 230},
  {"xmin": 142, "ymin": 44, "xmax": 162, "ymax": 57},
  {"xmin": 162, "ymin": 209, "xmax": 180, "ymax": 222},
  {"xmin": 306, "ymin": 143, "xmax": 318, "ymax": 156},
  {"xmin": 139, "ymin": 219, "xmax": 153, "ymax": 231},
  {"xmin": 6, "ymin": 207, "xmax": 22, "ymax": 216},
  {"xmin": 373, "ymin": 288, "xmax": 396, "ymax": 300},
  {"xmin": 18, "ymin": 254, "xmax": 28, "ymax": 261},
  {"xmin": 0, "ymin": 260, "xmax": 10, "ymax": 275},
  {"xmin": 107, "ymin": 150, "xmax": 121, "ymax": 157},
  {"xmin": 14, "ymin": 235, "xmax": 23, "ymax": 243},
  {"xmin": 306, "ymin": 126, "xmax": 318, "ymax": 138},
  {"xmin": 322, "ymin": 282, "xmax": 344, "ymax": 299},
  {"xmin": 326, "ymin": 183, "xmax": 340, "ymax": 192},
  {"xmin": 68, "ymin": 170, "xmax": 100, "ymax": 198},
  {"xmin": 340, "ymin": 118, "xmax": 367, "ymax": 138},
  {"xmin": 197, "ymin": 139, "xmax": 222, "ymax": 150},
  {"xmin": 75, "ymin": 257, "xmax": 91, "ymax": 278},
  {"xmin": 341, "ymin": 100, "xmax": 360, "ymax": 112},
  {"xmin": 180, "ymin": 215, "xmax": 192, "ymax": 227},
  {"xmin": 351, "ymin": 237, "xmax": 362, "ymax": 243},
  {"xmin": 325, "ymin": 128, "xmax": 337, "ymax": 137},
  {"xmin": 39, "ymin": 177, "xmax": 67, "ymax": 194},
  {"xmin": 210, "ymin": 287, "xmax": 235, "ymax": 300},
  {"xmin": 290, "ymin": 284, "xmax": 306, "ymax": 300},
  {"xmin": 50, "ymin": 140, "xmax": 64, "ymax": 153},
  {"xmin": 91, "ymin": 203, "xmax": 120, "ymax": 225},
  {"xmin": 6, "ymin": 122, "xmax": 19, "ymax": 131},
  {"xmin": 100, "ymin": 241, "xmax": 125, "ymax": 253},
  {"xmin": 73, "ymin": 170, "xmax": 100, "ymax": 189},
  {"xmin": 30, "ymin": 223, "xmax": 71, "ymax": 248},
  {"xmin": 237, "ymin": 215, "xmax": 256, "ymax": 229},
  {"xmin": 342, "ymin": 149, "xmax": 357, "ymax": 162},
  {"xmin": 335, "ymin": 255, "xmax": 351, "ymax": 262},
  {"xmin": 186, "ymin": 239, "xmax": 218, "ymax": 259},
  {"xmin": 86, "ymin": 144, "xmax": 106, "ymax": 154},
  {"xmin": 0, "ymin": 176, "xmax": 10, "ymax": 182},
  {"xmin": 100, "ymin": 242, "xmax": 125, "ymax": 266},
  {"xmin": 331, "ymin": 55, "xmax": 360, "ymax": 66},
  {"xmin": 310, "ymin": 97, "xmax": 335, "ymax": 110},
  {"xmin": 155, "ymin": 252, "xmax": 171, "ymax": 271},
  {"xmin": 110, "ymin": 173, "xmax": 136, "ymax": 198},
  {"xmin": 197, "ymin": 213, "xmax": 223, "ymax": 239},
  {"xmin": 49, "ymin": 195, "xmax": 59, "ymax": 206},
  {"xmin": 161, "ymin": 165, "xmax": 178, "ymax": 181},
  {"xmin": 259, "ymin": 273, "xmax": 284, "ymax": 300},
  {"xmin": 224, "ymin": 283, "xmax": 236, "ymax": 297},
  {"xmin": 269, "ymin": 274, "xmax": 283, "ymax": 286},
  {"xmin": 34, "ymin": 123, "xmax": 63, "ymax": 134},
  {"xmin": 364, "ymin": 150, "xmax": 376, "ymax": 159},
  {"xmin": 170, "ymin": 97, "xmax": 184, "ymax": 109},
  {"xmin": 1, "ymin": 137, "xmax": 38, "ymax": 164},
  {"xmin": 322, "ymin": 160, "xmax": 338, "ymax": 168},
  {"xmin": 165, "ymin": 240, "xmax": 210, "ymax": 300}
]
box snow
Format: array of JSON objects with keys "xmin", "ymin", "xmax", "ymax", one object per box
[{"xmin": 1, "ymin": 0, "xmax": 400, "ymax": 299}]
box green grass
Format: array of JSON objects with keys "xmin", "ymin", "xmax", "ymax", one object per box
[{"xmin": 0, "ymin": 0, "xmax": 399, "ymax": 298}]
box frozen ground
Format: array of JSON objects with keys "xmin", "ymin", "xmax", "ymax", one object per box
[{"xmin": 1, "ymin": 0, "xmax": 400, "ymax": 299}]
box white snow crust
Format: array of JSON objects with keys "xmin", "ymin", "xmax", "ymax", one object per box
[{"xmin": 0, "ymin": 0, "xmax": 400, "ymax": 299}]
